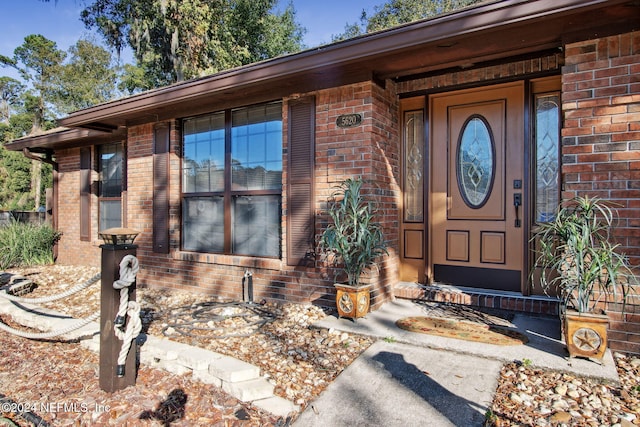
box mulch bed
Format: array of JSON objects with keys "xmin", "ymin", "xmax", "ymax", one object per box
[{"xmin": 0, "ymin": 315, "xmax": 284, "ymax": 426}]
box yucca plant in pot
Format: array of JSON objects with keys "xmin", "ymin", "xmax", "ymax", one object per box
[
  {"xmin": 319, "ymin": 177, "xmax": 388, "ymax": 319},
  {"xmin": 532, "ymin": 196, "xmax": 636, "ymax": 361}
]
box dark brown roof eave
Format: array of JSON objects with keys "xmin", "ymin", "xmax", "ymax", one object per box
[
  {"xmin": 51, "ymin": 0, "xmax": 639, "ymax": 131},
  {"xmin": 5, "ymin": 127, "xmax": 125, "ymax": 152}
]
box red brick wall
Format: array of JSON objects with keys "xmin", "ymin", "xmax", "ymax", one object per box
[
  {"xmin": 370, "ymin": 82, "xmax": 400, "ymax": 305},
  {"xmin": 396, "ymin": 52, "xmax": 562, "ymax": 93},
  {"xmin": 56, "ymin": 148, "xmax": 101, "ymax": 266},
  {"xmin": 54, "ymin": 83, "xmax": 400, "ymax": 310},
  {"xmin": 562, "ymin": 31, "xmax": 640, "ymax": 354},
  {"xmin": 314, "ymin": 81, "xmax": 400, "ymax": 309}
]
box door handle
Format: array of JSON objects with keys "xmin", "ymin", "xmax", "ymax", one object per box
[{"xmin": 514, "ymin": 193, "xmax": 522, "ymax": 228}]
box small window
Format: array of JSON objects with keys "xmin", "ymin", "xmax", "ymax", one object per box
[
  {"xmin": 182, "ymin": 112, "xmax": 225, "ymax": 193},
  {"xmin": 98, "ymin": 143, "xmax": 123, "ymax": 231},
  {"xmin": 456, "ymin": 115, "xmax": 495, "ymax": 208},
  {"xmin": 233, "ymin": 195, "xmax": 281, "ymax": 257}
]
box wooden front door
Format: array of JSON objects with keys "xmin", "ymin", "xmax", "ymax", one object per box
[{"xmin": 430, "ymin": 82, "xmax": 524, "ymax": 292}]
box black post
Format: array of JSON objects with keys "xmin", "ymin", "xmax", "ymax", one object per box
[{"xmin": 99, "ymin": 243, "xmax": 137, "ymax": 392}]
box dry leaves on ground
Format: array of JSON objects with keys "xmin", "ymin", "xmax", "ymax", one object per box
[{"xmin": 0, "ymin": 315, "xmax": 283, "ymax": 426}]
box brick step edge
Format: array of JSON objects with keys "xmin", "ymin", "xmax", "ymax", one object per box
[{"xmin": 393, "ymin": 283, "xmax": 560, "ymax": 316}]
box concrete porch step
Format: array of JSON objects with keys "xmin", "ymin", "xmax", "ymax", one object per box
[{"xmin": 394, "ymin": 282, "xmax": 560, "ymax": 316}]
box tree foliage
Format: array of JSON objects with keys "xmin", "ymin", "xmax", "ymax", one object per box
[
  {"xmin": 2, "ymin": 35, "xmax": 117, "ymax": 121},
  {"xmin": 11, "ymin": 34, "xmax": 65, "ymax": 132},
  {"xmin": 0, "ymin": 113, "xmax": 34, "ymax": 210},
  {"xmin": 0, "ymin": 100, "xmax": 52, "ymax": 210},
  {"xmin": 333, "ymin": 0, "xmax": 483, "ymax": 42},
  {"xmin": 0, "ymin": 77, "xmax": 24, "ymax": 124},
  {"xmin": 81, "ymin": 0, "xmax": 305, "ymax": 87},
  {"xmin": 1, "ymin": 35, "xmax": 74, "ymax": 210},
  {"xmin": 3, "ymin": 0, "xmax": 307, "ymax": 209},
  {"xmin": 1, "ymin": 35, "xmax": 66, "ymax": 210},
  {"xmin": 50, "ymin": 38, "xmax": 118, "ymax": 115}
]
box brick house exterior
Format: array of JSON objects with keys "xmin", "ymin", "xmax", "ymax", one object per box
[
  {"xmin": 560, "ymin": 33, "xmax": 640, "ymax": 353},
  {"xmin": 8, "ymin": 0, "xmax": 640, "ymax": 353}
]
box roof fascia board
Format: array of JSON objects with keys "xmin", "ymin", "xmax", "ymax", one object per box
[
  {"xmin": 58, "ymin": 0, "xmax": 619, "ymax": 128},
  {"xmin": 5, "ymin": 127, "xmax": 122, "ymax": 152}
]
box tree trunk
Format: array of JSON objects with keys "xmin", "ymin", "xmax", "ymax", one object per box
[{"xmin": 29, "ymin": 111, "xmax": 43, "ymax": 210}]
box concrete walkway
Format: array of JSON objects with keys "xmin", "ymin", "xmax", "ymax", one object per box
[
  {"xmin": 294, "ymin": 340, "xmax": 503, "ymax": 426},
  {"xmin": 294, "ymin": 298, "xmax": 619, "ymax": 427}
]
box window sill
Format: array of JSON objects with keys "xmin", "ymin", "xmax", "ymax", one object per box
[{"xmin": 172, "ymin": 251, "xmax": 283, "ymax": 271}]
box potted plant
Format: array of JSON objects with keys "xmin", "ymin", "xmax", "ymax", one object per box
[
  {"xmin": 532, "ymin": 196, "xmax": 636, "ymax": 361},
  {"xmin": 319, "ymin": 177, "xmax": 388, "ymax": 319}
]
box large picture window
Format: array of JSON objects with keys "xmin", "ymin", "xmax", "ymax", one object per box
[
  {"xmin": 98, "ymin": 143, "xmax": 123, "ymax": 231},
  {"xmin": 182, "ymin": 102, "xmax": 282, "ymax": 257}
]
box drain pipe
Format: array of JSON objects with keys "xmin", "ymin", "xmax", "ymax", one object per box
[
  {"xmin": 22, "ymin": 148, "xmax": 57, "ymax": 167},
  {"xmin": 242, "ymin": 270, "xmax": 253, "ymax": 303},
  {"xmin": 23, "ymin": 148, "xmax": 59, "ymax": 257}
]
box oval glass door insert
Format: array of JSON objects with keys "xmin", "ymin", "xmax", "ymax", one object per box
[{"xmin": 456, "ymin": 115, "xmax": 495, "ymax": 208}]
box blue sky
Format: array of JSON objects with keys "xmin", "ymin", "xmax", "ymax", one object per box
[{"xmin": 0, "ymin": 0, "xmax": 380, "ymax": 80}]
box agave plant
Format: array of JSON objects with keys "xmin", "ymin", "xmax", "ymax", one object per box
[
  {"xmin": 532, "ymin": 196, "xmax": 636, "ymax": 313},
  {"xmin": 319, "ymin": 177, "xmax": 388, "ymax": 287}
]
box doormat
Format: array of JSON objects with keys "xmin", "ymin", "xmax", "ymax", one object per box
[{"xmin": 395, "ymin": 316, "xmax": 528, "ymax": 346}]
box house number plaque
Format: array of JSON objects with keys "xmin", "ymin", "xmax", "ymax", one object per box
[{"xmin": 336, "ymin": 113, "xmax": 362, "ymax": 128}]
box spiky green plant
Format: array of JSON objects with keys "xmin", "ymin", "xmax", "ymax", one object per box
[
  {"xmin": 0, "ymin": 220, "xmax": 61, "ymax": 269},
  {"xmin": 319, "ymin": 178, "xmax": 388, "ymax": 286},
  {"xmin": 532, "ymin": 196, "xmax": 636, "ymax": 313}
]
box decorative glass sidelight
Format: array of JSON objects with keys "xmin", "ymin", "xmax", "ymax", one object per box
[
  {"xmin": 403, "ymin": 110, "xmax": 424, "ymax": 221},
  {"xmin": 535, "ymin": 94, "xmax": 560, "ymax": 222},
  {"xmin": 457, "ymin": 115, "xmax": 495, "ymax": 208}
]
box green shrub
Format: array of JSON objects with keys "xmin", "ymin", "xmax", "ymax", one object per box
[{"xmin": 0, "ymin": 220, "xmax": 61, "ymax": 269}]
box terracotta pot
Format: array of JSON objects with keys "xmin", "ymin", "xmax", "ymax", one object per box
[
  {"xmin": 334, "ymin": 283, "xmax": 371, "ymax": 320},
  {"xmin": 563, "ymin": 309, "xmax": 608, "ymax": 362}
]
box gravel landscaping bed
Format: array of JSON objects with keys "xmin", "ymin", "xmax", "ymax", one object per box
[
  {"xmin": 489, "ymin": 356, "xmax": 639, "ymax": 426},
  {"xmin": 0, "ymin": 264, "xmax": 638, "ymax": 426}
]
